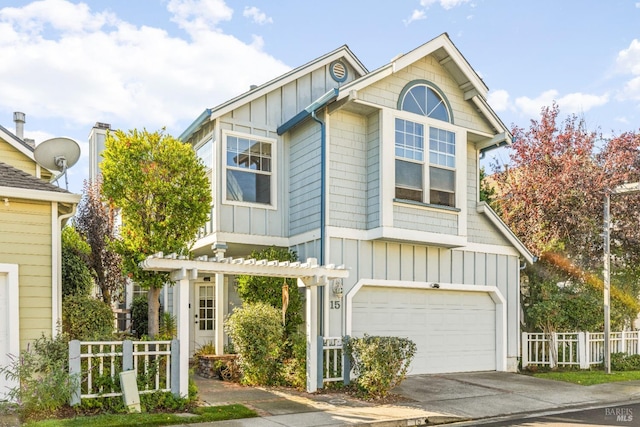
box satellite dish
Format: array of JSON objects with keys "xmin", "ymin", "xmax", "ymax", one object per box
[{"xmin": 34, "ymin": 137, "xmax": 81, "ymax": 189}]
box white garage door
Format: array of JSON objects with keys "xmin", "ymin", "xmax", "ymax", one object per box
[{"xmin": 351, "ymin": 286, "xmax": 496, "ymax": 374}]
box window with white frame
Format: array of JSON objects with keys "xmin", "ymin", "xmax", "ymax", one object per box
[
  {"xmin": 225, "ymin": 132, "xmax": 273, "ymax": 205},
  {"xmin": 395, "ymin": 82, "xmax": 456, "ymax": 207},
  {"xmin": 196, "ymin": 138, "xmax": 213, "ymax": 170}
]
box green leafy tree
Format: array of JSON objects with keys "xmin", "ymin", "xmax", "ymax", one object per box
[
  {"xmin": 61, "ymin": 226, "xmax": 93, "ymax": 298},
  {"xmin": 235, "ymin": 247, "xmax": 303, "ymax": 341},
  {"xmin": 101, "ymin": 128, "xmax": 212, "ymax": 337},
  {"xmin": 75, "ymin": 178, "xmax": 125, "ymax": 304}
]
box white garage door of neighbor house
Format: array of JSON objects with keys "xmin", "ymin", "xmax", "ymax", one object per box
[{"xmin": 351, "ymin": 286, "xmax": 496, "ymax": 375}]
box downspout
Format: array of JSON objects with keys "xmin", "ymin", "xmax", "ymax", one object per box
[
  {"xmin": 54, "ymin": 204, "xmax": 77, "ymax": 336},
  {"xmin": 311, "ymin": 109, "xmax": 326, "ymax": 336}
]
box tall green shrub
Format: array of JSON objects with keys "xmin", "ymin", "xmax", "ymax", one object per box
[
  {"xmin": 235, "ymin": 247, "xmax": 303, "ymax": 342},
  {"xmin": 61, "ymin": 225, "xmax": 93, "ymax": 298},
  {"xmin": 224, "ymin": 302, "xmax": 285, "ymax": 385},
  {"xmin": 62, "ymin": 295, "xmax": 114, "ymax": 340},
  {"xmin": 131, "ymin": 295, "xmax": 149, "ymax": 338},
  {"xmin": 346, "ymin": 335, "xmax": 416, "ymax": 399}
]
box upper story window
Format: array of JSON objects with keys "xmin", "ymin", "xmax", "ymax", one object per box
[
  {"xmin": 196, "ymin": 138, "xmax": 213, "ymax": 170},
  {"xmin": 395, "ymin": 81, "xmax": 456, "ymax": 208},
  {"xmin": 224, "ymin": 131, "xmax": 274, "ymax": 205},
  {"xmin": 399, "ymin": 82, "xmax": 451, "ymax": 123}
]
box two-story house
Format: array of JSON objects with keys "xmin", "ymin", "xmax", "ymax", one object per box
[
  {"xmin": 176, "ymin": 33, "xmax": 534, "ymax": 375},
  {"xmin": 0, "ymin": 114, "xmax": 80, "ymax": 399}
]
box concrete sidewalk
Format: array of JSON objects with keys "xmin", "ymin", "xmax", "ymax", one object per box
[{"xmin": 185, "ymin": 372, "xmax": 640, "ymax": 426}]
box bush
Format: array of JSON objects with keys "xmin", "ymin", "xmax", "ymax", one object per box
[
  {"xmin": 346, "ymin": 335, "xmax": 416, "ymax": 399},
  {"xmin": 61, "ymin": 226, "xmax": 93, "ymax": 298},
  {"xmin": 283, "ymin": 331, "xmax": 306, "ymax": 389},
  {"xmin": 0, "ymin": 334, "xmax": 75, "ymax": 420},
  {"xmin": 62, "ymin": 295, "xmax": 114, "ymax": 340},
  {"xmin": 224, "ymin": 302, "xmax": 285, "ymax": 386},
  {"xmin": 611, "ymin": 352, "xmax": 640, "ymax": 371},
  {"xmin": 131, "ymin": 295, "xmax": 149, "ymax": 338}
]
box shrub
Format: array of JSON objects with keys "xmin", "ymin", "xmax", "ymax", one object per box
[
  {"xmin": 62, "ymin": 295, "xmax": 114, "ymax": 340},
  {"xmin": 61, "ymin": 225, "xmax": 93, "ymax": 298},
  {"xmin": 131, "ymin": 295, "xmax": 149, "ymax": 338},
  {"xmin": 158, "ymin": 312, "xmax": 177, "ymax": 339},
  {"xmin": 611, "ymin": 352, "xmax": 640, "ymax": 371},
  {"xmin": 224, "ymin": 302, "xmax": 285, "ymax": 385},
  {"xmin": 235, "ymin": 247, "xmax": 303, "ymax": 343},
  {"xmin": 345, "ymin": 335, "xmax": 417, "ymax": 399},
  {"xmin": 282, "ymin": 331, "xmax": 307, "ymax": 389},
  {"xmin": 0, "ymin": 334, "xmax": 75, "ymax": 420}
]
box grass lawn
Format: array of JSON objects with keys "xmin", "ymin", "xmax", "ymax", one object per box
[
  {"xmin": 23, "ymin": 404, "xmax": 257, "ymax": 427},
  {"xmin": 531, "ymin": 370, "xmax": 640, "ymax": 386}
]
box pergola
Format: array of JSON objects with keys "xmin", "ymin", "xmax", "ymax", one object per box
[{"xmin": 140, "ymin": 253, "xmax": 349, "ymax": 394}]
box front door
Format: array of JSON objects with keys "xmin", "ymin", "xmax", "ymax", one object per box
[{"xmin": 194, "ymin": 283, "xmax": 215, "ymax": 350}]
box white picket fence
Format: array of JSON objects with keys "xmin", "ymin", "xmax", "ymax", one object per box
[
  {"xmin": 522, "ymin": 331, "xmax": 640, "ymax": 369},
  {"xmin": 68, "ymin": 339, "xmax": 179, "ymax": 405}
]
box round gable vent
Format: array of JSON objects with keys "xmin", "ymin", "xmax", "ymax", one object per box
[{"xmin": 330, "ymin": 60, "xmax": 348, "ymax": 83}]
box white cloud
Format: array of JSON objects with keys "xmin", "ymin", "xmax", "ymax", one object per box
[
  {"xmin": 403, "ymin": 9, "xmax": 426, "ymax": 26},
  {"xmin": 616, "ymin": 39, "xmax": 640, "ymax": 75},
  {"xmin": 514, "ymin": 90, "xmax": 609, "ymax": 118},
  {"xmin": 487, "ymin": 89, "xmax": 510, "ymax": 112},
  {"xmin": 0, "ymin": 0, "xmax": 289, "ymax": 133},
  {"xmin": 243, "ymin": 6, "xmax": 273, "ymax": 25},
  {"xmin": 406, "ymin": 0, "xmax": 470, "ymax": 25}
]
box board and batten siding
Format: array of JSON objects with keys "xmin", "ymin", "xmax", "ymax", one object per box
[
  {"xmin": 0, "ymin": 199, "xmax": 52, "ymax": 350},
  {"xmin": 366, "ymin": 112, "xmax": 380, "ymax": 229},
  {"xmin": 358, "ymin": 56, "xmax": 494, "ymax": 136},
  {"xmin": 327, "ymin": 236, "xmax": 520, "ymax": 359},
  {"xmin": 328, "ymin": 110, "xmax": 368, "ymax": 230}
]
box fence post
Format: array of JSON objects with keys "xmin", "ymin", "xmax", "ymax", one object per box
[
  {"xmin": 578, "ymin": 332, "xmax": 588, "ymax": 369},
  {"xmin": 621, "ymin": 331, "xmax": 627, "ymax": 354},
  {"xmin": 171, "ymin": 339, "xmax": 180, "ymax": 397},
  {"xmin": 637, "ymin": 331, "xmax": 640, "ymax": 356},
  {"xmin": 123, "ymin": 340, "xmax": 133, "ymax": 372},
  {"xmin": 550, "ymin": 333, "xmax": 557, "ymax": 369},
  {"xmin": 317, "ymin": 336, "xmax": 324, "ymax": 390},
  {"xmin": 69, "ymin": 340, "xmax": 81, "ymax": 406},
  {"xmin": 521, "ymin": 332, "xmax": 528, "ymax": 369},
  {"xmin": 343, "ymin": 335, "xmax": 350, "ymax": 385}
]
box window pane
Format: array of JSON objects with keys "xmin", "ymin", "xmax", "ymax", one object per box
[
  {"xmin": 427, "ymin": 88, "xmax": 449, "ymax": 122},
  {"xmin": 396, "ymin": 159, "xmax": 422, "ymax": 189},
  {"xmin": 196, "ymin": 138, "xmax": 213, "ymax": 169},
  {"xmin": 430, "ymin": 189, "xmax": 455, "ymax": 207},
  {"xmin": 430, "ymin": 167, "xmax": 455, "ymax": 192},
  {"xmin": 396, "ymin": 187, "xmax": 423, "ymax": 202}
]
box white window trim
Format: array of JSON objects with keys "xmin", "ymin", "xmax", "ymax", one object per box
[
  {"xmin": 393, "ymin": 110, "xmax": 461, "ymax": 208},
  {"xmin": 221, "ymin": 130, "xmax": 277, "ymax": 210},
  {"xmin": 0, "ymin": 263, "xmax": 19, "ymax": 401}
]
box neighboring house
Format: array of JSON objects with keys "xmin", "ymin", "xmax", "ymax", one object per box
[
  {"xmin": 0, "ymin": 115, "xmax": 81, "ymax": 399},
  {"xmin": 174, "ymin": 33, "xmax": 534, "ymax": 374}
]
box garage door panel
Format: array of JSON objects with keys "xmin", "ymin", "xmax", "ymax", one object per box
[{"xmin": 352, "ymin": 287, "xmax": 496, "ymax": 374}]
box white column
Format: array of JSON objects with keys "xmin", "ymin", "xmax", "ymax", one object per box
[
  {"xmin": 171, "ymin": 267, "xmax": 194, "ymax": 397},
  {"xmin": 215, "ymin": 273, "xmax": 224, "ymax": 355},
  {"xmin": 305, "ymin": 279, "xmax": 318, "ymax": 393}
]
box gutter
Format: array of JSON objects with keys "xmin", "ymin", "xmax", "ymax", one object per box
[
  {"xmin": 277, "ymin": 88, "xmax": 339, "ymax": 135},
  {"xmin": 178, "ymin": 108, "xmax": 212, "ymax": 142}
]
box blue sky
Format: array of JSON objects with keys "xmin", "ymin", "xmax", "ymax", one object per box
[{"xmin": 2, "ymin": 0, "xmax": 640, "ymax": 194}]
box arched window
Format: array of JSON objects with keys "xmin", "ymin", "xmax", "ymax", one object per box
[
  {"xmin": 395, "ymin": 81, "xmax": 456, "ymax": 208},
  {"xmin": 399, "ymin": 82, "xmax": 451, "ymax": 123}
]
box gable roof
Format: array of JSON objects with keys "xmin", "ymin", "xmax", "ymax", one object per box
[
  {"xmin": 179, "ymin": 45, "xmax": 368, "ymax": 142},
  {"xmin": 336, "ymin": 33, "xmax": 511, "ymax": 150}
]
